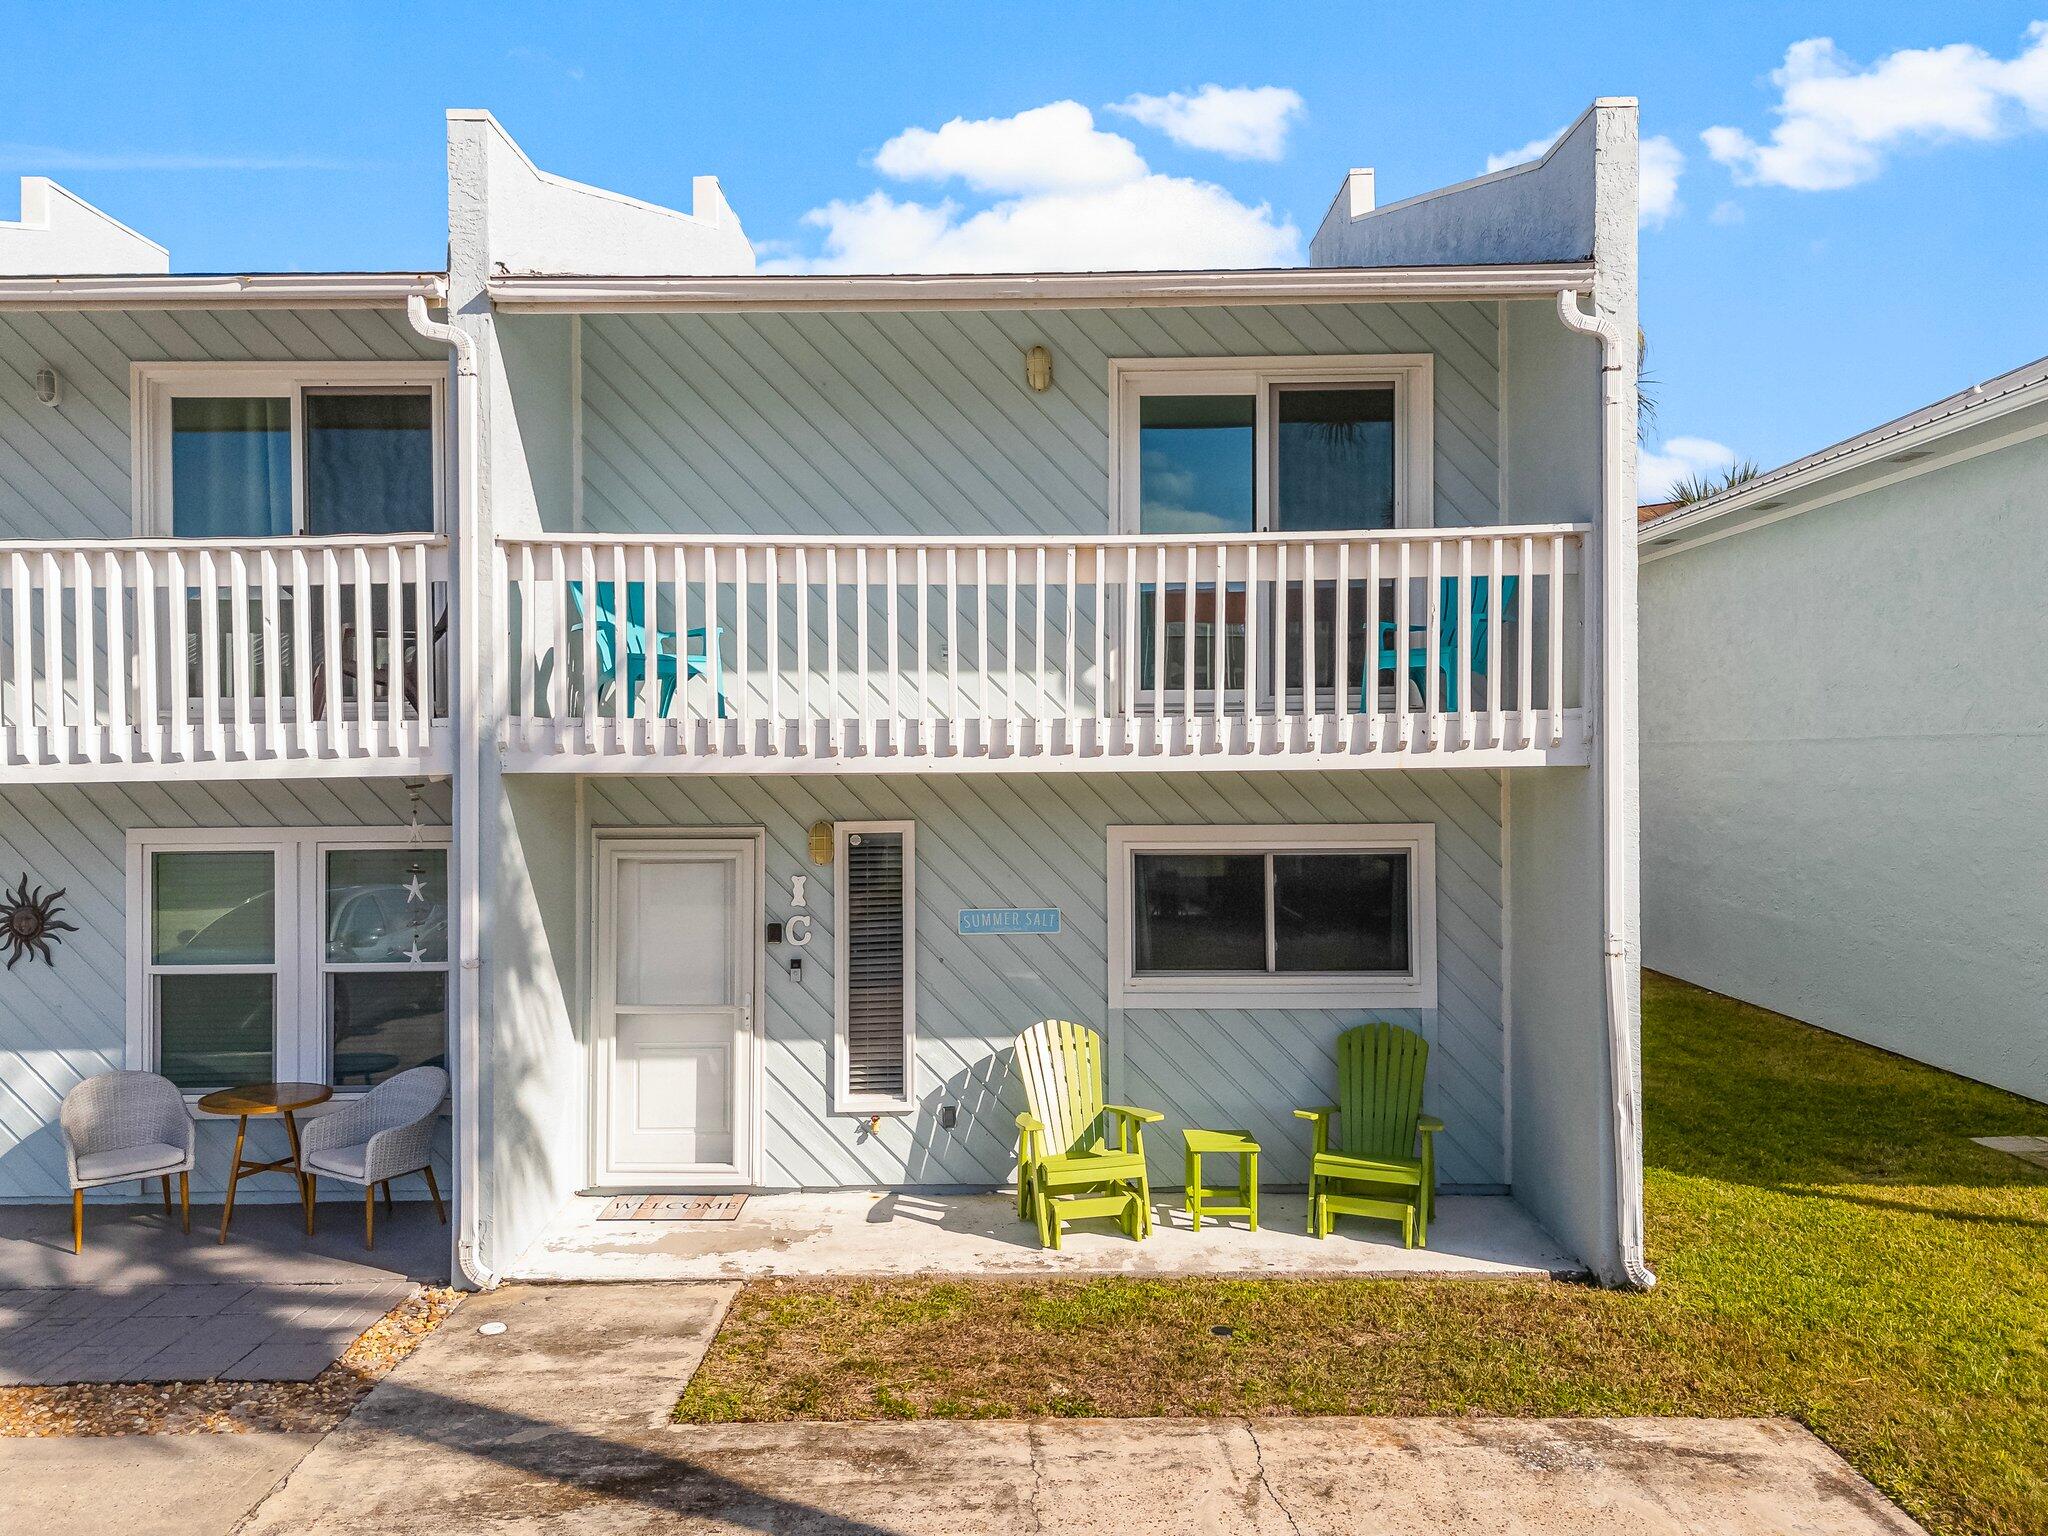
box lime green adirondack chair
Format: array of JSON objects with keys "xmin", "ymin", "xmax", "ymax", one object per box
[
  {"xmin": 1013, "ymin": 1019, "xmax": 1162, "ymax": 1249},
  {"xmin": 1295, "ymin": 1021, "xmax": 1442, "ymax": 1246}
]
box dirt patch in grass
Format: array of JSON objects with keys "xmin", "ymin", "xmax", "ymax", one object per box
[
  {"xmin": 0, "ymin": 1285, "xmax": 460, "ymax": 1437},
  {"xmin": 676, "ymin": 975, "xmax": 2048, "ymax": 1536}
]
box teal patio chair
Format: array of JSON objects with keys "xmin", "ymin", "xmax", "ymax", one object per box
[
  {"xmin": 566, "ymin": 581, "xmax": 727, "ymax": 718},
  {"xmin": 1366, "ymin": 575, "xmax": 1518, "ymax": 714}
]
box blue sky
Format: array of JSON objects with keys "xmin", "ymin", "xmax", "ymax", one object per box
[{"xmin": 5, "ymin": 2, "xmax": 2046, "ymax": 494}]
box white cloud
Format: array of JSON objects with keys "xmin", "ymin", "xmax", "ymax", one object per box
[
  {"xmin": 787, "ymin": 178, "xmax": 1298, "ymax": 274},
  {"xmin": 1484, "ymin": 126, "xmax": 1685, "ymax": 226},
  {"xmin": 1108, "ymin": 85, "xmax": 1304, "ymax": 161},
  {"xmin": 1485, "ymin": 126, "xmax": 1566, "ymax": 174},
  {"xmin": 776, "ymin": 97, "xmax": 1299, "ymax": 273},
  {"xmin": 872, "ymin": 101, "xmax": 1144, "ymax": 194},
  {"xmin": 1640, "ymin": 436, "xmax": 1739, "ymax": 500},
  {"xmin": 1639, "ymin": 135, "xmax": 1685, "ymax": 226},
  {"xmin": 1704, "ymin": 24, "xmax": 2048, "ymax": 190},
  {"xmin": 1710, "ymin": 199, "xmax": 1745, "ymax": 225}
]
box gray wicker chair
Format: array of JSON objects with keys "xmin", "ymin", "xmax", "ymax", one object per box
[
  {"xmin": 60, "ymin": 1070, "xmax": 196, "ymax": 1253},
  {"xmin": 298, "ymin": 1065, "xmax": 448, "ymax": 1248}
]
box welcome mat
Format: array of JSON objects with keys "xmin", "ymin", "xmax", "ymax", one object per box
[{"xmin": 597, "ymin": 1194, "xmax": 749, "ymax": 1222}]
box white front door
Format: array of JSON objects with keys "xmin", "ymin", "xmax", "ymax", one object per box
[{"xmin": 595, "ymin": 839, "xmax": 756, "ymax": 1187}]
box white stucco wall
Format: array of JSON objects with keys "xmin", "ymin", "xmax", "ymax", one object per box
[
  {"xmin": 1641, "ymin": 433, "xmax": 2048, "ymax": 1104},
  {"xmin": 0, "ymin": 178, "xmax": 167, "ymax": 275}
]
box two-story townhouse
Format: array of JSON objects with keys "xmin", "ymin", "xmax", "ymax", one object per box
[
  {"xmin": 0, "ymin": 99, "xmax": 1649, "ymax": 1288},
  {"xmin": 447, "ymin": 101, "xmax": 1648, "ymax": 1287},
  {"xmin": 0, "ymin": 180, "xmax": 459, "ymax": 1224}
]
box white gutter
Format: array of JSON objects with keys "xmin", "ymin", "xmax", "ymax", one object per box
[
  {"xmin": 485, "ymin": 261, "xmax": 1596, "ymax": 313},
  {"xmin": 404, "ymin": 294, "xmax": 495, "ymax": 1290},
  {"xmin": 1556, "ymin": 287, "xmax": 1655, "ymax": 1291},
  {"xmin": 0, "ymin": 272, "xmax": 445, "ymax": 309}
]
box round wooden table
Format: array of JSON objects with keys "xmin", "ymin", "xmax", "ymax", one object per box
[{"xmin": 196, "ymin": 1081, "xmax": 333, "ymax": 1244}]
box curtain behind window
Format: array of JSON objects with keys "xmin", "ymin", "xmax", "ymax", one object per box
[
  {"xmin": 306, "ymin": 391, "xmax": 435, "ymax": 535},
  {"xmin": 170, "ymin": 397, "xmax": 292, "ymax": 538}
]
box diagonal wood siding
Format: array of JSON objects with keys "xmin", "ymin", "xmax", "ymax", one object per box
[
  {"xmin": 0, "ymin": 779, "xmax": 451, "ymax": 1202},
  {"xmin": 580, "ymin": 303, "xmax": 1502, "ymax": 538},
  {"xmin": 587, "ymin": 769, "xmax": 1505, "ymax": 1191},
  {"xmin": 0, "ymin": 307, "xmax": 440, "ymax": 541}
]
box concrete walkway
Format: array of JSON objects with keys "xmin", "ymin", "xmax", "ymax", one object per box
[
  {"xmin": 2, "ymin": 1433, "xmax": 320, "ymax": 1536},
  {"xmin": 236, "ymin": 1282, "xmax": 1928, "ymax": 1535},
  {"xmin": 510, "ymin": 1190, "xmax": 1582, "ymax": 1281}
]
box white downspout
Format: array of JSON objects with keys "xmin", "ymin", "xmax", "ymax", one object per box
[
  {"xmin": 1556, "ymin": 286, "xmax": 1655, "ymax": 1291},
  {"xmin": 407, "ymin": 293, "xmax": 496, "ymax": 1290}
]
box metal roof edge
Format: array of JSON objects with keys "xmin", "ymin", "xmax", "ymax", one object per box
[
  {"xmin": 0, "ymin": 271, "xmax": 448, "ymax": 309},
  {"xmin": 485, "ymin": 261, "xmax": 1596, "ymax": 312},
  {"xmin": 1641, "ymin": 363, "xmax": 2048, "ymax": 550}
]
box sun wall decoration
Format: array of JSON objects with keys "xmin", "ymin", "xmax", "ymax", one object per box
[{"xmin": 2, "ymin": 875, "xmax": 76, "ymax": 970}]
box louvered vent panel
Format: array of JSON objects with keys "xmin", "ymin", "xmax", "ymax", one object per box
[{"xmin": 844, "ymin": 832, "xmax": 907, "ymax": 1098}]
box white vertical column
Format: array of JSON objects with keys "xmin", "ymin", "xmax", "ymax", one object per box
[
  {"xmin": 1549, "ymin": 532, "xmax": 1567, "ymax": 746},
  {"xmin": 101, "ymin": 551, "xmax": 127, "ymax": 762},
  {"xmin": 136, "ymin": 551, "xmax": 161, "ymax": 762},
  {"xmin": 1517, "ymin": 533, "xmax": 1535, "ymax": 748},
  {"xmin": 350, "ymin": 545, "xmax": 375, "ymax": 758},
  {"xmin": 197, "ymin": 550, "xmax": 222, "ymax": 760},
  {"xmin": 258, "ymin": 549, "xmax": 283, "ymax": 759}
]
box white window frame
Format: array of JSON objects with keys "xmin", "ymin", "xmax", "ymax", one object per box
[
  {"xmin": 131, "ymin": 361, "xmax": 449, "ymax": 538},
  {"xmin": 317, "ymin": 839, "xmax": 454, "ymax": 1091},
  {"xmin": 1107, "ymin": 823, "xmax": 1436, "ymax": 1011},
  {"xmin": 1107, "ymin": 354, "xmax": 1435, "ymax": 533},
  {"xmin": 832, "ymin": 820, "xmax": 918, "ymax": 1115},
  {"xmin": 125, "ymin": 824, "xmax": 453, "ymax": 1105}
]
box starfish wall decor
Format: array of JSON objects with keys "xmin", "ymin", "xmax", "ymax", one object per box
[{"xmin": 2, "ymin": 875, "xmax": 77, "ymax": 970}]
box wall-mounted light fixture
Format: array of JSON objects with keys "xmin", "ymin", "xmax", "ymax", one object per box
[
  {"xmin": 1024, "ymin": 344, "xmax": 1053, "ymax": 393},
  {"xmin": 808, "ymin": 820, "xmax": 834, "ymax": 866},
  {"xmin": 33, "ymin": 366, "xmax": 61, "ymax": 407}
]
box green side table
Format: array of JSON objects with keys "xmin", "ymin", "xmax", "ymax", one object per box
[{"xmin": 1182, "ymin": 1127, "xmax": 1260, "ymax": 1231}]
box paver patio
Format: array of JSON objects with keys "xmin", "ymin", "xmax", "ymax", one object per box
[{"xmin": 0, "ymin": 1200, "xmax": 445, "ymax": 1384}]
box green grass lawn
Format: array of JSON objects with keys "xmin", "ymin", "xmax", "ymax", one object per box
[{"xmin": 677, "ymin": 974, "xmax": 2048, "ymax": 1536}]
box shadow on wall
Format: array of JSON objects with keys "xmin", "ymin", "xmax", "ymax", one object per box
[
  {"xmin": 903, "ymin": 1048, "xmax": 1018, "ymax": 1189},
  {"xmin": 486, "ymin": 781, "xmax": 584, "ymax": 1277}
]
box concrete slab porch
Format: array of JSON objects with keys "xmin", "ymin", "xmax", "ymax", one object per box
[{"xmin": 506, "ymin": 1190, "xmax": 1582, "ymax": 1282}]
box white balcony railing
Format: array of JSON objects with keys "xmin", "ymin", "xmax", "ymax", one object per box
[
  {"xmin": 498, "ymin": 526, "xmax": 1587, "ymax": 771},
  {"xmin": 0, "ymin": 535, "xmax": 450, "ymax": 777}
]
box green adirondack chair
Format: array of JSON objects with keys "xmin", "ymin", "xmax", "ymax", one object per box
[
  {"xmin": 1295, "ymin": 1021, "xmax": 1442, "ymax": 1246},
  {"xmin": 1013, "ymin": 1019, "xmax": 1162, "ymax": 1249}
]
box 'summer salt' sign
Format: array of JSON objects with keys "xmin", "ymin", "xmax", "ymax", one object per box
[{"xmin": 957, "ymin": 907, "xmax": 1061, "ymax": 936}]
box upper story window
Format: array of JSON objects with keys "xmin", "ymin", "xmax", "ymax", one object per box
[
  {"xmin": 134, "ymin": 363, "xmax": 445, "ymax": 538},
  {"xmin": 1110, "ymin": 355, "xmax": 1434, "ymax": 534}
]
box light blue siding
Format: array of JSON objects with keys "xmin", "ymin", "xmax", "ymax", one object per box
[
  {"xmin": 0, "ymin": 307, "xmax": 440, "ymax": 541},
  {"xmin": 0, "ymin": 779, "xmax": 452, "ymax": 1202},
  {"xmin": 1642, "ymin": 434, "xmax": 2048, "ymax": 1104},
  {"xmin": 577, "ymin": 303, "xmax": 1504, "ymax": 538},
  {"xmin": 586, "ymin": 768, "xmax": 1506, "ymax": 1190}
]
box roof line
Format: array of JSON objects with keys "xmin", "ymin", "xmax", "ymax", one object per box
[
  {"xmin": 1641, "ymin": 356, "xmax": 2048, "ymax": 548},
  {"xmin": 486, "ymin": 261, "xmax": 1596, "ymax": 313},
  {"xmin": 0, "ymin": 271, "xmax": 448, "ymax": 310}
]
